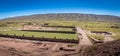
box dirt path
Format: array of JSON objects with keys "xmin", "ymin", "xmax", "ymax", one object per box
[
  {"xmin": 76, "ymin": 27, "xmax": 93, "ymax": 45},
  {"xmin": 51, "ymin": 44, "xmax": 60, "ymax": 51},
  {"xmin": 48, "ymin": 43, "xmax": 67, "ymax": 56},
  {"xmin": 104, "ymin": 35, "xmax": 114, "ymax": 42}
]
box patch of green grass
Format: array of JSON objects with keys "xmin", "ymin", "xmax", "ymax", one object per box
[
  {"xmin": 0, "ymin": 30, "xmax": 78, "ymax": 40},
  {"xmin": 88, "ymin": 34, "xmax": 104, "ymax": 40},
  {"xmin": 57, "ymin": 28, "xmax": 73, "ymax": 31},
  {"xmin": 0, "ymin": 26, "xmax": 21, "ymax": 31}
]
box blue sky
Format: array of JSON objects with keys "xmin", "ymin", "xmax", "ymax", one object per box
[{"xmin": 0, "ymin": 0, "xmax": 120, "ymax": 19}]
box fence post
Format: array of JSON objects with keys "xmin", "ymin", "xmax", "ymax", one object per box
[
  {"xmin": 7, "ymin": 33, "xmax": 8, "ymax": 36},
  {"xmin": 6, "ymin": 33, "xmax": 9, "ymax": 37},
  {"xmin": 21, "ymin": 34, "xmax": 24, "ymax": 39},
  {"xmin": 14, "ymin": 34, "xmax": 16, "ymax": 39},
  {"xmin": 42, "ymin": 36, "xmax": 44, "ymax": 38},
  {"xmin": 32, "ymin": 35, "xmax": 34, "ymax": 38},
  {"xmin": 0, "ymin": 33, "xmax": 2, "ymax": 37},
  {"xmin": 54, "ymin": 36, "xmax": 56, "ymax": 39},
  {"xmin": 14, "ymin": 34, "xmax": 16, "ymax": 36},
  {"xmin": 66, "ymin": 38, "xmax": 68, "ymax": 43},
  {"xmin": 22, "ymin": 34, "xmax": 24, "ymax": 37}
]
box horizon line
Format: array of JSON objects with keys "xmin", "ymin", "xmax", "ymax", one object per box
[{"xmin": 1, "ymin": 12, "xmax": 120, "ymax": 19}]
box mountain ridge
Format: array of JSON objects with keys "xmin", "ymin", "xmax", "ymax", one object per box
[{"xmin": 1, "ymin": 13, "xmax": 120, "ymax": 22}]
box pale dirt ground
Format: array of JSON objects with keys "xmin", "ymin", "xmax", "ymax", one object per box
[
  {"xmin": 104, "ymin": 35, "xmax": 114, "ymax": 42},
  {"xmin": 76, "ymin": 27, "xmax": 93, "ymax": 45},
  {"xmin": 0, "ymin": 37, "xmax": 79, "ymax": 56},
  {"xmin": 19, "ymin": 25, "xmax": 56, "ymax": 31}
]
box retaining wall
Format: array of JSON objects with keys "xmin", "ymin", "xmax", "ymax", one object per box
[
  {"xmin": 41, "ymin": 25, "xmax": 75, "ymax": 28},
  {"xmin": 21, "ymin": 30, "xmax": 76, "ymax": 34},
  {"xmin": 0, "ymin": 34, "xmax": 79, "ymax": 43}
]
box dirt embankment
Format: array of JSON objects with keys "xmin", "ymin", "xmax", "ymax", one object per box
[
  {"xmin": 0, "ymin": 38, "xmax": 51, "ymax": 56},
  {"xmin": 78, "ymin": 39, "xmax": 120, "ymax": 56},
  {"xmin": 0, "ymin": 37, "xmax": 78, "ymax": 56}
]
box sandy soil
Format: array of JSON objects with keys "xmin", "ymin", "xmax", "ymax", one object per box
[
  {"xmin": 104, "ymin": 35, "xmax": 114, "ymax": 42},
  {"xmin": 19, "ymin": 25, "xmax": 57, "ymax": 31},
  {"xmin": 0, "ymin": 37, "xmax": 78, "ymax": 56},
  {"xmin": 76, "ymin": 27, "xmax": 93, "ymax": 45}
]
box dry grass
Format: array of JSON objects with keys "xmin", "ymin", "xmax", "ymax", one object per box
[{"xmin": 88, "ymin": 34, "xmax": 104, "ymax": 40}]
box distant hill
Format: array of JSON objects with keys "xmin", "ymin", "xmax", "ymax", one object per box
[{"xmin": 1, "ymin": 13, "xmax": 120, "ymax": 22}]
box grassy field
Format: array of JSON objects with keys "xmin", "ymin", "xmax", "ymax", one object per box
[
  {"xmin": 42, "ymin": 20, "xmax": 120, "ymax": 40},
  {"xmin": 0, "ymin": 23, "xmax": 78, "ymax": 40},
  {"xmin": 0, "ymin": 20, "xmax": 120, "ymax": 40},
  {"xmin": 0, "ymin": 30, "xmax": 78, "ymax": 40}
]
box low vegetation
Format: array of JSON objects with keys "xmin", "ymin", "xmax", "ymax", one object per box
[
  {"xmin": 88, "ymin": 34, "xmax": 104, "ymax": 40},
  {"xmin": 44, "ymin": 20, "xmax": 120, "ymax": 40},
  {"xmin": 0, "ymin": 19, "xmax": 120, "ymax": 40},
  {"xmin": 0, "ymin": 30, "xmax": 78, "ymax": 40}
]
